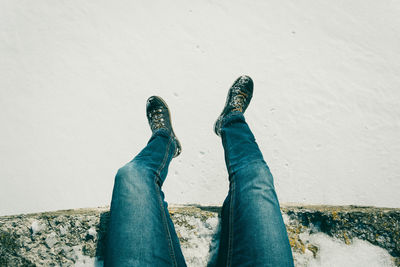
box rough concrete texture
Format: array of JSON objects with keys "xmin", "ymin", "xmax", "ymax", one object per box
[
  {"xmin": 0, "ymin": 205, "xmax": 399, "ymax": 266},
  {"xmin": 1, "ymin": 1, "xmax": 400, "ymax": 216}
]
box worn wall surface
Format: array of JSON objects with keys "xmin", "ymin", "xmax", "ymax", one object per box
[
  {"xmin": 1, "ymin": 205, "xmax": 399, "ymax": 266},
  {"xmin": 1, "ymin": 0, "xmax": 400, "ymax": 215}
]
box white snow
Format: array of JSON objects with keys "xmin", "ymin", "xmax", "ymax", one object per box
[
  {"xmin": 174, "ymin": 214, "xmax": 219, "ymax": 266},
  {"xmin": 87, "ymin": 227, "xmax": 97, "ymax": 239},
  {"xmin": 67, "ymin": 220, "xmax": 397, "ymax": 267},
  {"xmin": 59, "ymin": 225, "xmax": 68, "ymax": 236},
  {"xmin": 30, "ymin": 220, "xmax": 44, "ymax": 235},
  {"xmin": 45, "ymin": 232, "xmax": 58, "ymax": 248},
  {"xmin": 66, "ymin": 245, "xmax": 103, "ymax": 267},
  {"xmin": 295, "ymin": 233, "xmax": 396, "ymax": 267},
  {"xmin": 0, "ymin": 0, "xmax": 399, "ymax": 216}
]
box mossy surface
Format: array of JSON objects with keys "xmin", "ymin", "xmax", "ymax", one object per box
[{"xmin": 1, "ymin": 205, "xmax": 399, "ymax": 266}]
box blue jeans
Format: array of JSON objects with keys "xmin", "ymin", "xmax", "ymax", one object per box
[{"xmin": 105, "ymin": 112, "xmax": 294, "ymax": 267}]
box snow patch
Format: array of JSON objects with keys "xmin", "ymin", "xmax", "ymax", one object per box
[
  {"xmin": 30, "ymin": 220, "xmax": 44, "ymax": 235},
  {"xmin": 87, "ymin": 227, "xmax": 97, "ymax": 239},
  {"xmin": 174, "ymin": 214, "xmax": 219, "ymax": 266},
  {"xmin": 293, "ymin": 233, "xmax": 396, "ymax": 267}
]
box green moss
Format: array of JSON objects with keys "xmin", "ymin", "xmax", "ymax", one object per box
[{"xmin": 0, "ymin": 230, "xmax": 35, "ymax": 266}]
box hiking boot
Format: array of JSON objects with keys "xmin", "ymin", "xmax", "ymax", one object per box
[
  {"xmin": 214, "ymin": 75, "xmax": 254, "ymax": 136},
  {"xmin": 146, "ymin": 96, "xmax": 182, "ymax": 157}
]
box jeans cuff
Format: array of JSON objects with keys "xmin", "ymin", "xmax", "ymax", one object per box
[{"xmin": 221, "ymin": 111, "xmax": 245, "ymax": 128}]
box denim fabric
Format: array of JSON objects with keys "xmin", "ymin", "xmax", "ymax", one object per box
[
  {"xmin": 214, "ymin": 112, "xmax": 294, "ymax": 267},
  {"xmin": 105, "ymin": 129, "xmax": 186, "ymax": 267},
  {"xmin": 105, "ymin": 113, "xmax": 294, "ymax": 267}
]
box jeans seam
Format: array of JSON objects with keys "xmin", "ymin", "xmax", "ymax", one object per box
[
  {"xmin": 227, "ymin": 180, "xmax": 235, "ymax": 267},
  {"xmin": 154, "ymin": 135, "xmax": 178, "ymax": 266},
  {"xmin": 156, "ymin": 134, "xmax": 173, "ymax": 178},
  {"xmin": 155, "ymin": 182, "xmax": 177, "ymax": 267}
]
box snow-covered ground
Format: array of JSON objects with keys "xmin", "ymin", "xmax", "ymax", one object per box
[
  {"xmin": 76, "ymin": 236, "xmax": 397, "ymax": 267},
  {"xmin": 78, "ymin": 223, "xmax": 399, "ymax": 267},
  {"xmin": 76, "ymin": 237, "xmax": 397, "ymax": 267},
  {"xmin": 1, "ymin": 0, "xmax": 400, "ymax": 216}
]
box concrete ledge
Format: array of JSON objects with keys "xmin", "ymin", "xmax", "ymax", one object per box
[{"xmin": 0, "ymin": 205, "xmax": 399, "ymax": 266}]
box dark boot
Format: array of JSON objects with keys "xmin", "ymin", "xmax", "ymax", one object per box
[
  {"xmin": 214, "ymin": 75, "xmax": 254, "ymax": 136},
  {"xmin": 146, "ymin": 96, "xmax": 182, "ymax": 157}
]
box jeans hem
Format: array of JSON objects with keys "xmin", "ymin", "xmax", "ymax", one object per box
[{"xmin": 221, "ymin": 111, "xmax": 244, "ymax": 129}]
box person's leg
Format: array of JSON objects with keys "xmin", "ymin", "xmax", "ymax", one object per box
[
  {"xmin": 105, "ymin": 97, "xmax": 186, "ymax": 267},
  {"xmin": 214, "ymin": 76, "xmax": 294, "ymax": 266}
]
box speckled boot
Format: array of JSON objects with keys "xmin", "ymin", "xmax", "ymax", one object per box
[
  {"xmin": 146, "ymin": 96, "xmax": 182, "ymax": 157},
  {"xmin": 214, "ymin": 75, "xmax": 254, "ymax": 136}
]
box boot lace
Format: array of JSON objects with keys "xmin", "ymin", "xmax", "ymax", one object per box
[
  {"xmin": 231, "ymin": 90, "xmax": 248, "ymax": 112},
  {"xmin": 149, "ymin": 108, "xmax": 166, "ymax": 130}
]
